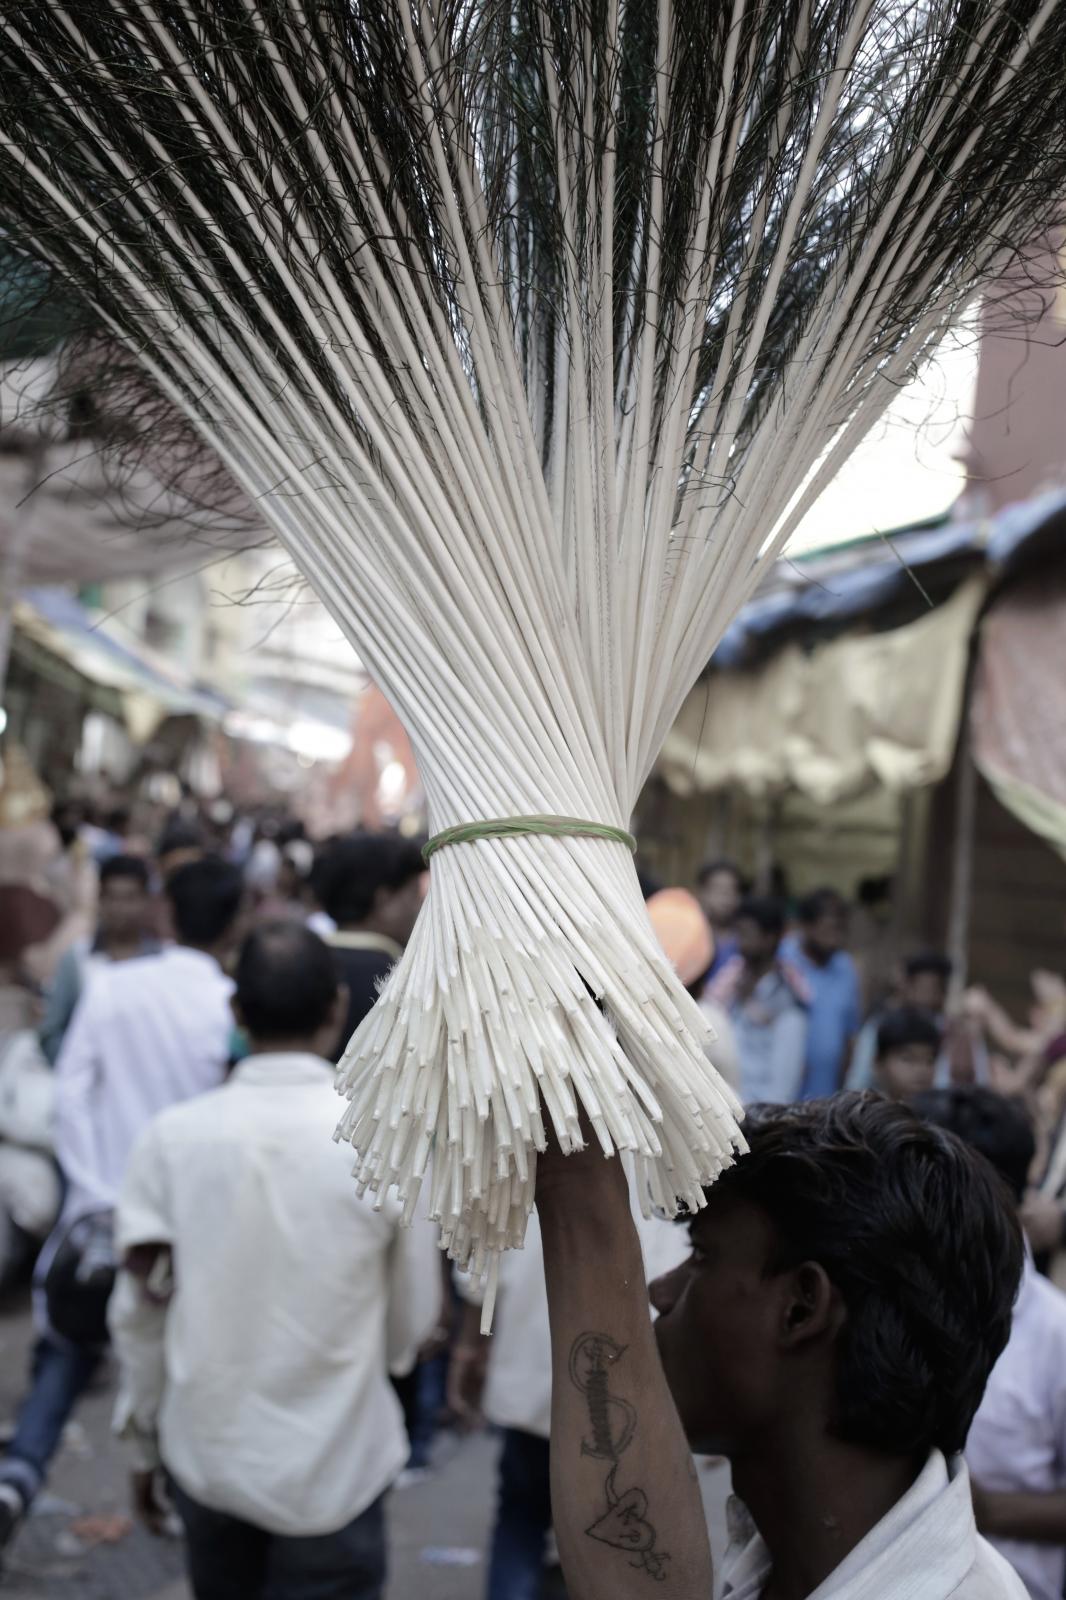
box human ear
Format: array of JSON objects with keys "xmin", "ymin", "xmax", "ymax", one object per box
[{"xmin": 779, "ymin": 1261, "xmax": 840, "ymax": 1348}]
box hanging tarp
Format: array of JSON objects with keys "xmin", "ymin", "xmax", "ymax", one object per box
[
  {"xmin": 972, "ymin": 572, "xmax": 1066, "ymax": 862},
  {"xmin": 660, "ymin": 576, "xmax": 987, "ymax": 804}
]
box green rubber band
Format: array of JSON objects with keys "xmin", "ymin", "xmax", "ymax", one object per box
[{"xmin": 422, "ymin": 814, "xmax": 637, "ymax": 863}]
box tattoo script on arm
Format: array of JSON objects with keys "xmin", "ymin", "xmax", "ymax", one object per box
[{"xmin": 569, "ymin": 1331, "xmax": 671, "ymax": 1582}]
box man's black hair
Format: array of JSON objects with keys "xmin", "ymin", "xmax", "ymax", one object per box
[
  {"xmin": 99, "ymin": 853, "xmax": 150, "ymax": 891},
  {"xmin": 797, "ymin": 886, "xmax": 846, "ymax": 924},
  {"xmin": 875, "ymin": 1006, "xmax": 942, "ymax": 1061},
  {"xmin": 735, "ymin": 895, "xmax": 787, "ymax": 939},
  {"xmin": 696, "ymin": 858, "xmax": 742, "ymax": 888},
  {"xmin": 52, "ymin": 799, "xmax": 84, "ymax": 849},
  {"xmin": 311, "ymin": 831, "xmax": 424, "ymax": 926},
  {"xmin": 156, "ymin": 818, "xmax": 205, "ymax": 857},
  {"xmin": 235, "ymin": 922, "xmax": 338, "ymax": 1041},
  {"xmin": 165, "ymin": 856, "xmax": 244, "ymax": 947},
  {"xmin": 712, "ymin": 1093, "xmax": 1022, "ymax": 1458},
  {"xmin": 911, "ymin": 1086, "xmax": 1036, "ymax": 1204},
  {"xmin": 904, "ymin": 951, "xmax": 953, "ymax": 983}
]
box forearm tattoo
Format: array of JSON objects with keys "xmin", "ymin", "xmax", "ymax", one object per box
[{"xmin": 568, "ymin": 1331, "xmax": 671, "ymax": 1581}]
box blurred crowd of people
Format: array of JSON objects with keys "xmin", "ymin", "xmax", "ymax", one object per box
[{"xmin": 1, "ymin": 741, "xmax": 1065, "ymax": 1599}]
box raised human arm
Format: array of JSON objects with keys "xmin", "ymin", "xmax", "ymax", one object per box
[{"xmin": 537, "ymin": 1141, "xmax": 711, "ymax": 1600}]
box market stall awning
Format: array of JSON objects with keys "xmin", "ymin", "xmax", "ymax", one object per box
[
  {"xmin": 660, "ymin": 576, "xmax": 986, "ymax": 804},
  {"xmin": 714, "ymin": 488, "xmax": 1066, "ymax": 668},
  {"xmin": 972, "ymin": 569, "xmax": 1066, "ymax": 862},
  {"xmin": 14, "ymin": 587, "xmax": 227, "ymax": 739}
]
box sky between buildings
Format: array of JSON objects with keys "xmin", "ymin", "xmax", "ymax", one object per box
[{"xmin": 787, "ymin": 322, "xmax": 980, "ymax": 555}]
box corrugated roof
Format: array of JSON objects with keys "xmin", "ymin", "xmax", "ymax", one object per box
[{"xmin": 712, "ymin": 489, "xmax": 1066, "ymax": 668}]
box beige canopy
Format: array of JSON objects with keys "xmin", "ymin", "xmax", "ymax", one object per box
[{"xmin": 658, "ymin": 575, "xmax": 987, "ymax": 806}]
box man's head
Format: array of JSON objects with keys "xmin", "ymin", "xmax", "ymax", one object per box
[
  {"xmin": 797, "ymin": 888, "xmax": 848, "ymax": 963},
  {"xmin": 652, "ymin": 1094, "xmax": 1022, "ymax": 1470},
  {"xmin": 96, "ymin": 854, "xmax": 151, "ymax": 947},
  {"xmin": 911, "ymin": 1086, "xmax": 1036, "ymax": 1204},
  {"xmin": 233, "ymin": 922, "xmax": 344, "ymax": 1057},
  {"xmin": 103, "ymin": 805, "xmax": 130, "ymax": 839},
  {"xmin": 902, "ymin": 952, "xmax": 952, "ymax": 1014},
  {"xmin": 156, "ymin": 819, "xmax": 206, "ymax": 881},
  {"xmin": 312, "ymin": 832, "xmax": 424, "ymax": 944},
  {"xmin": 734, "ymin": 896, "xmax": 787, "ymax": 969},
  {"xmin": 874, "ymin": 1007, "xmax": 941, "ymax": 1101},
  {"xmin": 696, "ymin": 860, "xmax": 743, "ymax": 931},
  {"xmin": 165, "ymin": 856, "xmax": 246, "ymax": 956}
]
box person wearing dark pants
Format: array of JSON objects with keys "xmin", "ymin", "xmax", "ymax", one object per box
[
  {"xmin": 169, "ymin": 1484, "xmax": 387, "ymax": 1600},
  {"xmin": 487, "ymin": 1429, "xmax": 554, "ymax": 1600},
  {"xmin": 0, "ymin": 1335, "xmax": 102, "ymax": 1527},
  {"xmin": 0, "ymin": 859, "xmax": 242, "ymax": 1563},
  {"xmin": 109, "ymin": 923, "xmax": 440, "ymax": 1600}
]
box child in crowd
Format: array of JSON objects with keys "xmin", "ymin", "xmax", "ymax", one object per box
[{"xmin": 874, "ymin": 1007, "xmax": 942, "ymax": 1101}]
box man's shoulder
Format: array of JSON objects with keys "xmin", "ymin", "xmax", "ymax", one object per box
[
  {"xmin": 95, "ymin": 948, "xmax": 168, "ymax": 998},
  {"xmin": 1019, "ymin": 1265, "xmax": 1066, "ymax": 1363},
  {"xmin": 830, "ymin": 948, "xmax": 860, "ymax": 986},
  {"xmin": 1026, "ymin": 1262, "xmax": 1066, "ymax": 1317},
  {"xmin": 140, "ymin": 1081, "xmax": 233, "ymax": 1146}
]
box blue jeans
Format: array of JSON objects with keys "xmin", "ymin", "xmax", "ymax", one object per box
[
  {"xmin": 487, "ymin": 1428, "xmax": 553, "ymax": 1600},
  {"xmin": 392, "ymin": 1358, "xmax": 443, "ymax": 1472},
  {"xmin": 0, "ymin": 1334, "xmax": 103, "ymax": 1507},
  {"xmin": 170, "ymin": 1481, "xmax": 387, "ymax": 1600}
]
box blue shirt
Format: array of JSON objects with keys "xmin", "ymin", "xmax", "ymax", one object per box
[
  {"xmin": 728, "ymin": 967, "xmax": 808, "ymax": 1106},
  {"xmin": 779, "ymin": 935, "xmax": 861, "ymax": 1099},
  {"xmin": 707, "ymin": 933, "xmax": 739, "ymax": 982}
]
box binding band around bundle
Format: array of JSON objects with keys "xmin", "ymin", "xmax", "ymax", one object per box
[{"xmin": 422, "ymin": 815, "xmax": 638, "ymax": 864}]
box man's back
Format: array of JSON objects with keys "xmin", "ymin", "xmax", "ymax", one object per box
[
  {"xmin": 54, "ymin": 946, "xmax": 233, "ymax": 1218},
  {"xmin": 325, "ymin": 933, "xmax": 400, "ymax": 1062},
  {"xmin": 112, "ymin": 1053, "xmax": 439, "ymax": 1536}
]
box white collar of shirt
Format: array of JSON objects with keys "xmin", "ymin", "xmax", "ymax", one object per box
[
  {"xmin": 230, "ymin": 1051, "xmax": 335, "ymax": 1089},
  {"xmin": 326, "ymin": 930, "xmax": 403, "ymax": 962},
  {"xmin": 723, "ymin": 1451, "xmax": 981, "ymax": 1600},
  {"xmin": 163, "ymin": 945, "xmax": 225, "ymax": 975}
]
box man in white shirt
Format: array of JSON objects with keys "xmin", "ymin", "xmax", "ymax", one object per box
[
  {"xmin": 915, "ymin": 1087, "xmax": 1066, "ymax": 1600},
  {"xmin": 109, "ymin": 920, "xmax": 440, "ymax": 1600},
  {"xmin": 0, "ymin": 856, "xmax": 243, "ymax": 1563},
  {"xmin": 537, "ymin": 1092, "xmax": 1027, "ymax": 1600},
  {"xmin": 53, "ymin": 858, "xmax": 243, "ymax": 1222}
]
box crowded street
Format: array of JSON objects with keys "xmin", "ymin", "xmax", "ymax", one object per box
[{"xmin": 2, "ymin": 3, "xmax": 1066, "ymax": 1599}]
